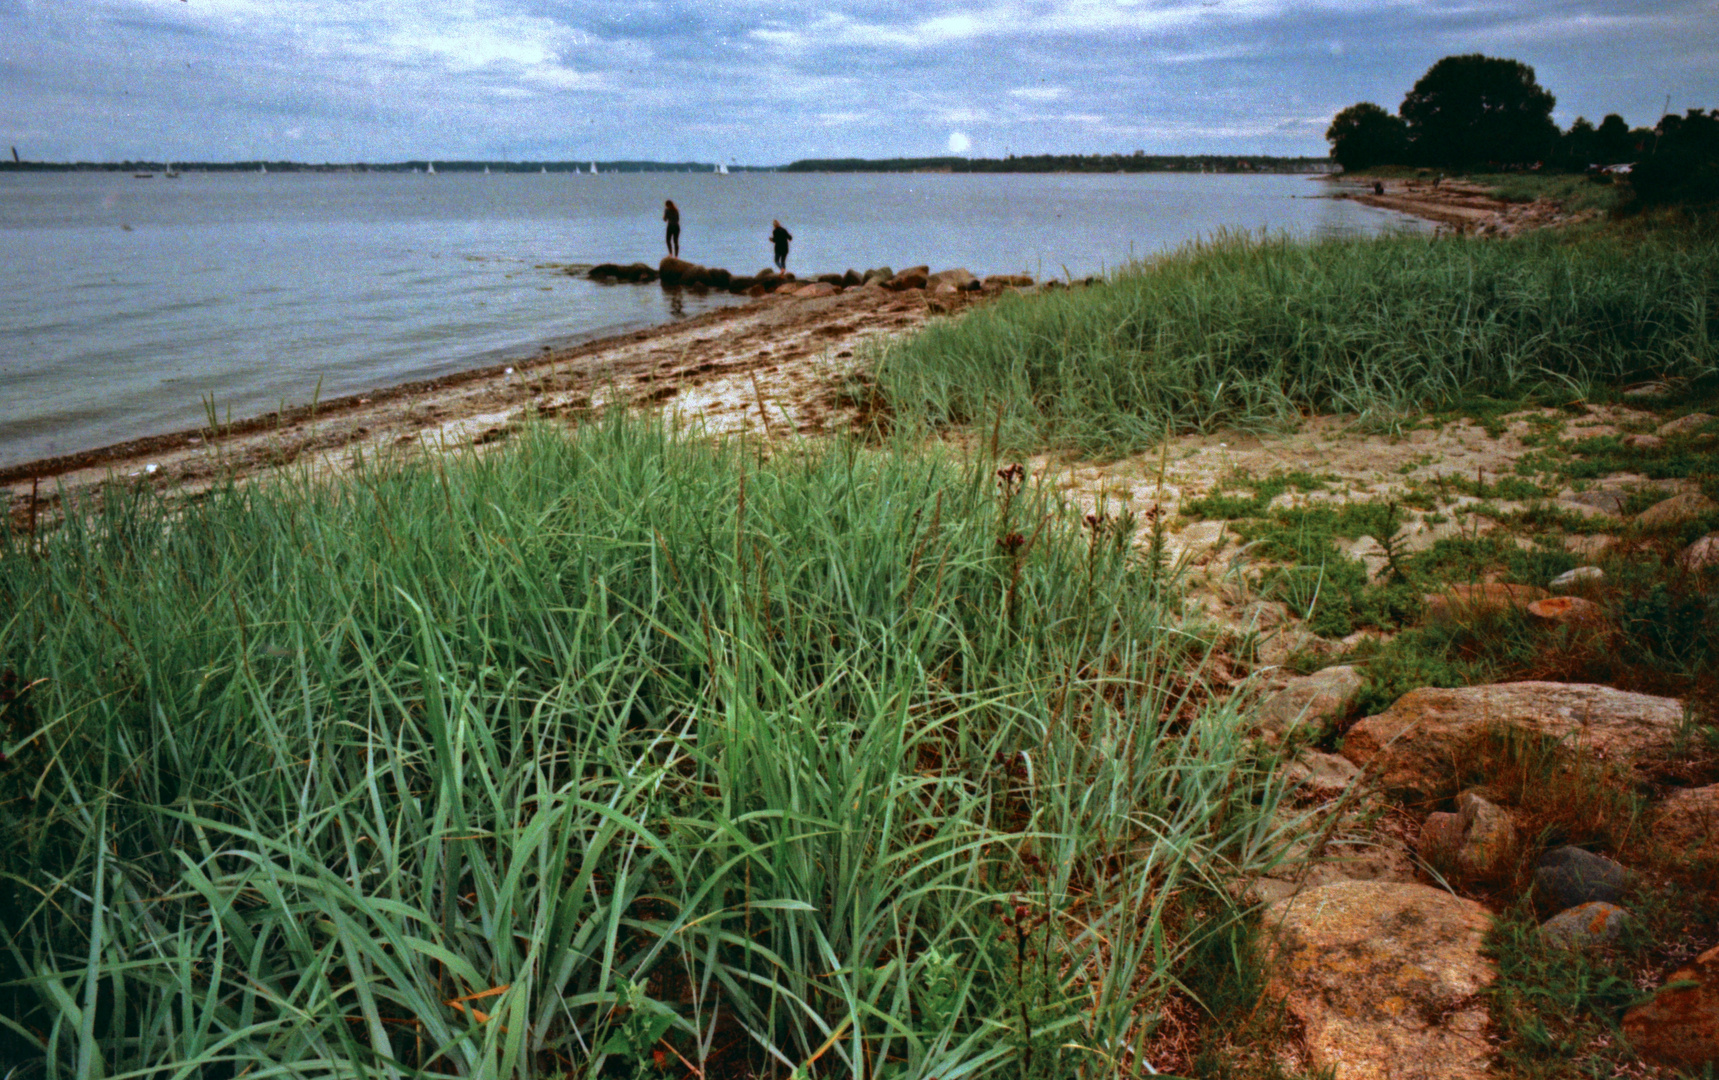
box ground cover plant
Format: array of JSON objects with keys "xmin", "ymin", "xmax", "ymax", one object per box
[
  {"xmin": 874, "ymin": 225, "xmax": 1719, "ymax": 456},
  {"xmin": 0, "ymin": 417, "xmax": 1300, "ymax": 1078}
]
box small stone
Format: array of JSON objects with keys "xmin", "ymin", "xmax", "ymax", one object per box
[
  {"xmin": 1253, "ymin": 665, "xmax": 1364, "ymax": 739},
  {"xmin": 1526, "ymin": 595, "xmax": 1607, "ymax": 627},
  {"xmin": 1285, "ymin": 751, "xmax": 1363, "ymax": 793},
  {"xmin": 1539, "ymin": 901, "xmax": 1631, "ymax": 949},
  {"xmin": 1421, "ymin": 583, "xmax": 1547, "ymax": 624},
  {"xmin": 1679, "ymin": 534, "xmax": 1719, "ymax": 572},
  {"xmin": 1549, "ymin": 566, "xmax": 1604, "ymax": 592},
  {"xmin": 1623, "ymin": 944, "xmax": 1719, "ymax": 1068},
  {"xmin": 1564, "ymin": 534, "xmax": 1617, "ymax": 559},
  {"xmin": 1236, "ymin": 599, "xmax": 1291, "ymax": 631},
  {"xmin": 1535, "ymin": 846, "xmax": 1632, "ymax": 911},
  {"xmin": 1563, "ymin": 489, "xmax": 1630, "ymax": 515},
  {"xmin": 982, "ymin": 273, "xmax": 1034, "ymax": 288},
  {"xmin": 1639, "ymin": 492, "xmax": 1719, "ymax": 530},
  {"xmin": 1623, "ymin": 381, "xmax": 1671, "ymax": 400},
  {"xmin": 1623, "ymin": 433, "xmax": 1665, "ymax": 450},
  {"xmin": 1658, "ymin": 413, "xmax": 1715, "ymax": 437},
  {"xmin": 1419, "ymin": 793, "xmax": 1517, "ymax": 881}
]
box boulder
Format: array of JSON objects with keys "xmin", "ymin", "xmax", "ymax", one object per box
[
  {"xmin": 1564, "ymin": 534, "xmax": 1617, "ymax": 559},
  {"xmin": 1658, "ymin": 413, "xmax": 1715, "ymax": 437},
  {"xmin": 927, "ymin": 268, "xmax": 979, "ymax": 292},
  {"xmin": 1341, "ymin": 682, "xmax": 1686, "ymax": 804},
  {"xmin": 884, "ymin": 265, "xmax": 930, "ymax": 290},
  {"xmin": 1539, "ymin": 902, "xmax": 1631, "ymax": 949},
  {"xmin": 1638, "ymin": 493, "xmax": 1719, "ymax": 530},
  {"xmin": 727, "ymin": 275, "xmax": 758, "ymax": 292},
  {"xmin": 1535, "ymin": 846, "xmax": 1633, "ymax": 910},
  {"xmin": 841, "ymin": 269, "xmax": 862, "ymax": 287},
  {"xmin": 794, "ymin": 282, "xmax": 840, "ymax": 299},
  {"xmin": 862, "ymin": 267, "xmax": 894, "ymax": 286},
  {"xmin": 983, "ymin": 273, "xmax": 1035, "ymax": 288},
  {"xmin": 1526, "ymin": 595, "xmax": 1607, "ymax": 628},
  {"xmin": 588, "ymin": 262, "xmax": 659, "ymax": 283},
  {"xmin": 1679, "ymin": 534, "xmax": 1719, "ymax": 572},
  {"xmin": 1253, "ymin": 665, "xmax": 1364, "ymax": 739},
  {"xmin": 1622, "ymin": 944, "xmax": 1719, "ymax": 1068},
  {"xmin": 1622, "ymin": 434, "xmax": 1665, "ymax": 451},
  {"xmin": 656, "ymin": 256, "xmax": 703, "ymax": 285},
  {"xmin": 1421, "ymin": 583, "xmax": 1547, "ymax": 624},
  {"xmin": 816, "ymin": 273, "xmax": 846, "ymax": 286},
  {"xmin": 1548, "ymin": 566, "xmax": 1604, "ymax": 592},
  {"xmin": 1651, "ymin": 784, "xmax": 1719, "ymax": 860},
  {"xmin": 1264, "ymin": 880, "xmax": 1495, "ymax": 1080}
]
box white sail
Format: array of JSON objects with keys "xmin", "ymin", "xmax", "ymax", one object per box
[
  {"xmin": 426, "ymin": 161, "xmax": 437, "ymax": 175},
  {"xmin": 484, "ymin": 165, "xmax": 491, "ymax": 175}
]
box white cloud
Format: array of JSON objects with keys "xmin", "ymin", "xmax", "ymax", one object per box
[
  {"xmin": 948, "ymin": 131, "xmax": 972, "ymax": 152},
  {"xmin": 1009, "ymin": 86, "xmax": 1069, "ymax": 101}
]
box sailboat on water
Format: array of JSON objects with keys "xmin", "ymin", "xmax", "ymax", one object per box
[
  {"xmin": 426, "ymin": 161, "xmax": 437, "ymax": 175},
  {"xmin": 716, "ymin": 162, "xmax": 729, "ymax": 175},
  {"xmin": 590, "ymin": 161, "xmax": 599, "ymax": 175},
  {"xmin": 259, "ymin": 163, "xmax": 267, "ymax": 174},
  {"xmin": 483, "ymin": 165, "xmax": 491, "ymax": 175}
]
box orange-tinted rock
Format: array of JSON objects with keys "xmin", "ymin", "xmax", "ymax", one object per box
[
  {"xmin": 1639, "ymin": 493, "xmax": 1719, "ymax": 530},
  {"xmin": 1341, "ymin": 682, "xmax": 1686, "ymax": 804},
  {"xmin": 1526, "ymin": 595, "xmax": 1607, "ymax": 627},
  {"xmin": 1623, "ymin": 945, "xmax": 1719, "ymax": 1068},
  {"xmin": 1265, "ymin": 881, "xmax": 1496, "ymax": 1080},
  {"xmin": 1422, "ymin": 583, "xmax": 1547, "ymax": 624}
]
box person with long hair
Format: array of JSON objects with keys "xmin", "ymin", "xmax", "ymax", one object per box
[
  {"xmin": 663, "ymin": 200, "xmax": 681, "ymax": 257},
  {"xmin": 769, "ymin": 219, "xmax": 791, "ymax": 271}
]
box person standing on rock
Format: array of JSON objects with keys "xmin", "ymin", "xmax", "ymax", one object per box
[
  {"xmin": 769, "ymin": 219, "xmax": 792, "ymax": 272},
  {"xmin": 663, "ymin": 200, "xmax": 681, "ymax": 258}
]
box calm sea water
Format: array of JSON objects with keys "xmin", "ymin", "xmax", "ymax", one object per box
[{"xmin": 0, "ymin": 171, "xmax": 1423, "ymax": 468}]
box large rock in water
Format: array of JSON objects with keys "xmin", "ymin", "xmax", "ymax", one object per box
[
  {"xmin": 1341, "ymin": 682, "xmax": 1685, "ymax": 804},
  {"xmin": 1624, "ymin": 944, "xmax": 1719, "ymax": 1068},
  {"xmin": 657, "ymin": 257, "xmax": 702, "ymax": 285},
  {"xmin": 588, "ymin": 262, "xmax": 659, "ymax": 283},
  {"xmin": 1265, "ymin": 880, "xmax": 1495, "ymax": 1080}
]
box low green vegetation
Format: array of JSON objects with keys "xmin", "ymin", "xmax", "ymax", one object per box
[
  {"xmin": 875, "ymin": 226, "xmax": 1719, "ymax": 457},
  {"xmin": 0, "ymin": 418, "xmax": 1301, "ymax": 1078}
]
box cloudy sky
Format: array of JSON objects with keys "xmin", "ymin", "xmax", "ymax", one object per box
[{"xmin": 1, "ymin": 0, "xmax": 1714, "ymax": 164}]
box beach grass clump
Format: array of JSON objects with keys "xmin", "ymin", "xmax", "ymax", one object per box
[
  {"xmin": 875, "ymin": 227, "xmax": 1719, "ymax": 456},
  {"xmin": 0, "ymin": 418, "xmax": 1294, "ymax": 1078}
]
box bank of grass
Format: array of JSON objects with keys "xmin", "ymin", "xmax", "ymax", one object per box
[
  {"xmin": 874, "ymin": 226, "xmax": 1719, "ymax": 457},
  {"xmin": 0, "ymin": 418, "xmax": 1300, "ymax": 1078}
]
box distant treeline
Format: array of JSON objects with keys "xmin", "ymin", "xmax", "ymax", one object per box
[
  {"xmin": 781, "ymin": 153, "xmax": 1335, "ymax": 174},
  {"xmin": 0, "ymin": 159, "xmax": 772, "ymax": 174}
]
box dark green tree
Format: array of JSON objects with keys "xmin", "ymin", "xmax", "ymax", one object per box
[
  {"xmin": 1561, "ymin": 117, "xmax": 1597, "ymax": 168},
  {"xmin": 1326, "ymin": 102, "xmax": 1409, "ymax": 170},
  {"xmin": 1595, "ymin": 114, "xmax": 1635, "ymax": 162},
  {"xmin": 1630, "ymin": 109, "xmax": 1719, "ymax": 205},
  {"xmin": 1399, "ymin": 54, "xmax": 1558, "ymax": 167}
]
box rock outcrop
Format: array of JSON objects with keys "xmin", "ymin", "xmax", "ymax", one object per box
[
  {"xmin": 1421, "ymin": 583, "xmax": 1547, "ymax": 624},
  {"xmin": 1340, "ymin": 682, "xmax": 1685, "ymax": 803},
  {"xmin": 1264, "ymin": 880, "xmax": 1496, "ymax": 1080},
  {"xmin": 1418, "ymin": 792, "xmax": 1517, "ymax": 882},
  {"xmin": 1638, "ymin": 492, "xmax": 1719, "ymax": 530}
]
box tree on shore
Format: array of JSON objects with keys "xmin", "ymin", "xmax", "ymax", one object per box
[
  {"xmin": 1326, "ymin": 103, "xmax": 1409, "ymax": 171},
  {"xmin": 1399, "ymin": 54, "xmax": 1558, "ymax": 167}
]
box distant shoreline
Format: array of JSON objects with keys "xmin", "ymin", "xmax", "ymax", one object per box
[{"xmin": 0, "ymin": 154, "xmax": 1336, "ymax": 176}]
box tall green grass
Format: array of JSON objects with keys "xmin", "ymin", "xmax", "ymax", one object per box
[
  {"xmin": 876, "ymin": 228, "xmax": 1719, "ymax": 455},
  {"xmin": 0, "ymin": 419, "xmax": 1294, "ymax": 1078}
]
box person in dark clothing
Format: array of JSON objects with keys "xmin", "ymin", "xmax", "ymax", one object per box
[
  {"xmin": 769, "ymin": 219, "xmax": 791, "ymax": 271},
  {"xmin": 663, "ymin": 200, "xmax": 681, "ymax": 257}
]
